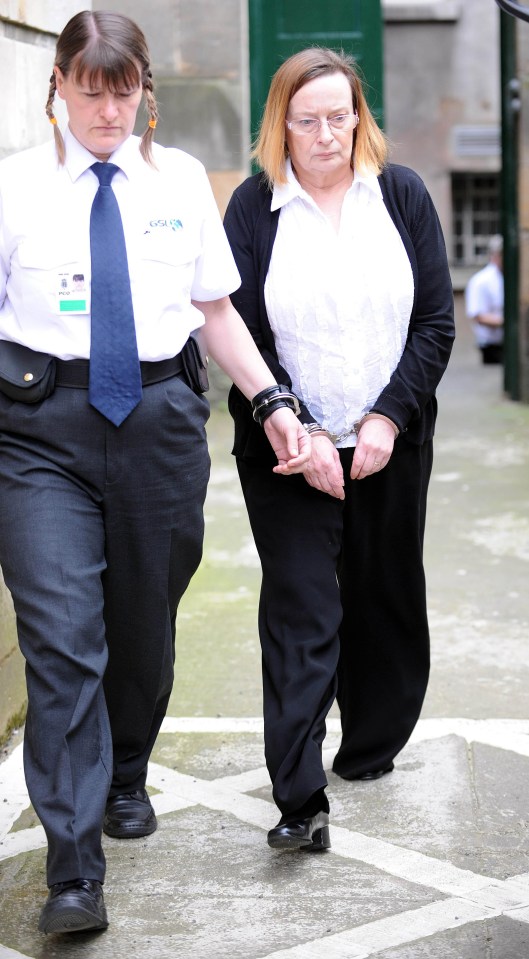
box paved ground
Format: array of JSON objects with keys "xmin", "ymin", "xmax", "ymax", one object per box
[{"xmin": 1, "ymin": 294, "xmax": 529, "ymax": 958}]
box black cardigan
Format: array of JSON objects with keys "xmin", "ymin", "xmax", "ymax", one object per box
[{"xmin": 224, "ymin": 163, "xmax": 455, "ymax": 462}]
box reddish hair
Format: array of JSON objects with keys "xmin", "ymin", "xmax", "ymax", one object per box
[{"xmin": 253, "ymin": 47, "xmax": 388, "ymax": 186}]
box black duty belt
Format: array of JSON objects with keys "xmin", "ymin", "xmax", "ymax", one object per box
[{"xmin": 55, "ymin": 354, "xmax": 184, "ymax": 389}]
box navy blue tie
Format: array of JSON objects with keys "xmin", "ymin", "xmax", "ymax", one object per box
[{"xmin": 89, "ymin": 162, "xmax": 142, "ymax": 426}]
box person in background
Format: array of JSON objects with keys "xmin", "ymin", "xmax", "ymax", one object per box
[
  {"xmin": 224, "ymin": 47, "xmax": 454, "ymax": 853},
  {"xmin": 0, "ymin": 10, "xmax": 309, "ymax": 935},
  {"xmin": 465, "ymin": 234, "xmax": 504, "ymax": 365}
]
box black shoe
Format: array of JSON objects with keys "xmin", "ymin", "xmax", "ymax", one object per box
[
  {"xmin": 352, "ymin": 765, "xmax": 394, "ymax": 781},
  {"xmin": 38, "ymin": 879, "xmax": 108, "ymax": 934},
  {"xmin": 267, "ymin": 811, "xmax": 331, "ymax": 851},
  {"xmin": 333, "ymin": 761, "xmax": 394, "ymax": 781},
  {"xmin": 103, "ymin": 788, "xmax": 157, "ymax": 839}
]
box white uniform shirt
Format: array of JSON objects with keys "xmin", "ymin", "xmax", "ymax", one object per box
[
  {"xmin": 465, "ymin": 262, "xmax": 504, "ymax": 348},
  {"xmin": 0, "ymin": 128, "xmax": 241, "ymax": 361},
  {"xmin": 265, "ymin": 160, "xmax": 414, "ymax": 446}
]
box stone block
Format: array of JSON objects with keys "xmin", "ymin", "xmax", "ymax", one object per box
[
  {"xmin": 152, "ymin": 77, "xmax": 242, "ymax": 169},
  {"xmin": 207, "ymin": 169, "xmax": 245, "ymax": 216},
  {"xmin": 0, "ymin": 36, "xmax": 53, "ymax": 158},
  {"xmin": 178, "ymin": 0, "xmax": 241, "ymax": 79},
  {"xmin": 0, "ymin": 1, "xmax": 86, "ymax": 35}
]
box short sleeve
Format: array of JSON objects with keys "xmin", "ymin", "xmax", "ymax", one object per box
[
  {"xmin": 0, "ymin": 186, "xmax": 8, "ymax": 309},
  {"xmin": 190, "ymin": 166, "xmax": 241, "ymax": 302},
  {"xmin": 465, "ymin": 274, "xmax": 486, "ymax": 318}
]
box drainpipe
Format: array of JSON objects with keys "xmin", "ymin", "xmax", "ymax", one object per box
[{"xmin": 499, "ymin": 6, "xmax": 520, "ymax": 399}]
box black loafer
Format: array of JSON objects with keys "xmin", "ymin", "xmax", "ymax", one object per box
[
  {"xmin": 103, "ymin": 788, "xmax": 157, "ymax": 839},
  {"xmin": 38, "ymin": 879, "xmax": 108, "ymax": 934},
  {"xmin": 353, "ymin": 765, "xmax": 394, "ymax": 781},
  {"xmin": 267, "ymin": 811, "xmax": 331, "ymax": 851},
  {"xmin": 333, "ymin": 761, "xmax": 395, "ymax": 781}
]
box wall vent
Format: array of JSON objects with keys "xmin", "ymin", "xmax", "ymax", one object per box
[{"xmin": 453, "ymin": 125, "xmax": 501, "ymax": 157}]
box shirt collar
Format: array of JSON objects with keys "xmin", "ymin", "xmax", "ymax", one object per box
[
  {"xmin": 270, "ymin": 159, "xmax": 307, "ymax": 211},
  {"xmin": 63, "ymin": 126, "xmax": 144, "ymax": 183},
  {"xmin": 271, "ymin": 157, "xmax": 382, "ymax": 211},
  {"xmin": 353, "ymin": 168, "xmax": 383, "ymax": 200}
]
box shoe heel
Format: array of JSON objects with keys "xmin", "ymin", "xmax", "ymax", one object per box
[{"xmin": 302, "ymin": 825, "xmax": 331, "ymax": 852}]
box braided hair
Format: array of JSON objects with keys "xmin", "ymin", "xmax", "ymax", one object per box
[{"xmin": 46, "ymin": 10, "xmax": 159, "ymax": 165}]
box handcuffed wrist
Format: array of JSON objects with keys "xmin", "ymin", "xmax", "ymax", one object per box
[
  {"xmin": 354, "ymin": 412, "xmax": 399, "ymax": 437},
  {"xmin": 304, "ymin": 422, "xmax": 334, "ymax": 442},
  {"xmin": 251, "ymin": 384, "xmax": 301, "ymax": 426}
]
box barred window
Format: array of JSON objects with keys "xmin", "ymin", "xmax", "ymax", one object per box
[{"xmin": 451, "ymin": 172, "xmax": 501, "ymax": 267}]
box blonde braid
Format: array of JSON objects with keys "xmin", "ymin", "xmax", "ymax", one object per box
[
  {"xmin": 45, "ymin": 72, "xmax": 66, "ymax": 165},
  {"xmin": 140, "ymin": 73, "xmax": 159, "ymax": 167}
]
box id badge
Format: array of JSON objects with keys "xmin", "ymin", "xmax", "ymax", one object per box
[{"xmin": 57, "ymin": 269, "xmax": 90, "ymax": 314}]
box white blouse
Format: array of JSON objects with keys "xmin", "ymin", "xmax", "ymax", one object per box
[{"xmin": 265, "ymin": 160, "xmax": 414, "ymax": 446}]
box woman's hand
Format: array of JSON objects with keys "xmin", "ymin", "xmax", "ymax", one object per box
[
  {"xmin": 303, "ymin": 435, "xmax": 345, "ymax": 499},
  {"xmin": 195, "ymin": 296, "xmax": 310, "ymax": 474},
  {"xmin": 265, "ymin": 408, "xmax": 312, "ymax": 474},
  {"xmin": 350, "ymin": 418, "xmax": 396, "ymax": 480}
]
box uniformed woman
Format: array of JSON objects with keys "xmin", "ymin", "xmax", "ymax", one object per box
[{"xmin": 0, "ymin": 10, "xmax": 309, "ymax": 934}]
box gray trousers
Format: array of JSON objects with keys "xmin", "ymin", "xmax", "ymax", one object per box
[{"xmin": 0, "ymin": 374, "xmax": 209, "ymax": 885}]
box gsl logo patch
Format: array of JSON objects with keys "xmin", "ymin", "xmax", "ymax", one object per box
[{"xmin": 148, "ymin": 218, "xmax": 183, "ymax": 231}]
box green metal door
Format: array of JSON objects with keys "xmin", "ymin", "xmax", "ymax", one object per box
[{"xmin": 248, "ymin": 0, "xmax": 383, "ymax": 141}]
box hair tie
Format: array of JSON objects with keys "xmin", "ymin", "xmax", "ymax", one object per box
[
  {"xmin": 49, "ymin": 116, "xmax": 58, "ymax": 125},
  {"xmin": 148, "ymin": 119, "xmax": 157, "ymax": 129}
]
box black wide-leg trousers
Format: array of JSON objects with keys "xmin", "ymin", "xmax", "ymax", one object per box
[
  {"xmin": 237, "ymin": 437, "xmax": 433, "ymax": 815},
  {"xmin": 0, "ymin": 375, "xmax": 209, "ymax": 885}
]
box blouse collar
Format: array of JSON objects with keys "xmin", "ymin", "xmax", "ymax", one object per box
[{"xmin": 270, "ymin": 157, "xmax": 382, "ymax": 211}]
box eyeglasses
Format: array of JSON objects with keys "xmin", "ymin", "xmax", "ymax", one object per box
[{"xmin": 285, "ymin": 113, "xmax": 359, "ymax": 136}]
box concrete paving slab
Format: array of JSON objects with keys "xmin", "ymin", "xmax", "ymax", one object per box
[{"xmin": 375, "ymin": 915, "xmax": 529, "ymax": 959}]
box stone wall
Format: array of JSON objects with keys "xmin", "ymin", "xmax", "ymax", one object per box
[
  {"xmin": 383, "ymin": 0, "xmax": 500, "ymax": 279},
  {"xmin": 93, "ymin": 0, "xmax": 249, "ymax": 214}
]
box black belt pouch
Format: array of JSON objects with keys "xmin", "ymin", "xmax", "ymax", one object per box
[
  {"xmin": 0, "ymin": 341, "xmax": 56, "ymax": 403},
  {"xmin": 181, "ymin": 331, "xmax": 209, "ymax": 394}
]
